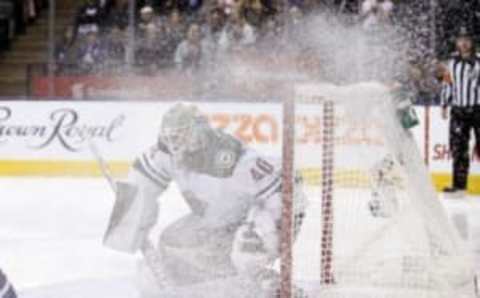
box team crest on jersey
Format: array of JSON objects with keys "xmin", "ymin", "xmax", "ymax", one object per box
[{"xmin": 215, "ymin": 150, "xmax": 236, "ymax": 169}]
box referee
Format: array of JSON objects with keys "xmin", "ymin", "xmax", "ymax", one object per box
[{"xmin": 441, "ymin": 26, "xmax": 480, "ymax": 197}]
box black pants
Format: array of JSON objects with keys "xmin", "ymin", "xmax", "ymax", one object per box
[{"xmin": 449, "ymin": 106, "xmax": 480, "ymax": 189}]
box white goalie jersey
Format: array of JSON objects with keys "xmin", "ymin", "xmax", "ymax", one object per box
[
  {"xmin": 104, "ymin": 129, "xmax": 304, "ymax": 263},
  {"xmin": 134, "ymin": 142, "xmax": 284, "ymax": 229}
]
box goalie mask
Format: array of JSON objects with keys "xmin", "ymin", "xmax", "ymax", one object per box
[{"xmin": 160, "ymin": 103, "xmax": 207, "ymax": 160}]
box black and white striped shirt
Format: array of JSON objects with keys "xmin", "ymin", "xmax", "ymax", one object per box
[
  {"xmin": 441, "ymin": 52, "xmax": 480, "ymax": 107},
  {"xmin": 0, "ymin": 270, "xmax": 16, "ymax": 298}
]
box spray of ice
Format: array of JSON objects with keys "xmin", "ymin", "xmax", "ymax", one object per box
[{"xmin": 201, "ymin": 11, "xmax": 412, "ymax": 98}]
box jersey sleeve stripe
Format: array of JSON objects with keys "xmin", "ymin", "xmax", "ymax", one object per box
[
  {"xmin": 142, "ymin": 153, "xmax": 171, "ymax": 183},
  {"xmin": 255, "ymin": 176, "xmax": 282, "ymax": 200},
  {"xmin": 133, "ymin": 159, "xmax": 168, "ymax": 189}
]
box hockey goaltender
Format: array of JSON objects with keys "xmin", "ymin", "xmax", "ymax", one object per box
[{"xmin": 101, "ymin": 103, "xmax": 308, "ymax": 298}]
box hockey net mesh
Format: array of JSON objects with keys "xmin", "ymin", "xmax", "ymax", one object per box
[{"xmin": 286, "ymin": 83, "xmax": 475, "ymax": 298}]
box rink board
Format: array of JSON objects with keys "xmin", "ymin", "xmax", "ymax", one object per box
[{"xmin": 0, "ymin": 101, "xmax": 478, "ymax": 193}]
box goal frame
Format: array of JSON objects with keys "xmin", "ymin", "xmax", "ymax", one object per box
[
  {"xmin": 278, "ymin": 84, "xmax": 476, "ymax": 298},
  {"xmin": 280, "ymin": 95, "xmax": 337, "ymax": 298}
]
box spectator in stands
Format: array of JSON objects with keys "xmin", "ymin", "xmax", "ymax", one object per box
[
  {"xmin": 206, "ymin": 7, "xmax": 226, "ymax": 36},
  {"xmin": 438, "ymin": 1, "xmax": 478, "ymax": 56},
  {"xmin": 287, "ymin": 6, "xmax": 303, "ymax": 26},
  {"xmin": 240, "ymin": 0, "xmax": 266, "ymax": 28},
  {"xmin": 157, "ymin": 25, "xmax": 177, "ymax": 68},
  {"xmin": 98, "ymin": 0, "xmax": 114, "ymax": 16},
  {"xmin": 77, "ymin": 30, "xmax": 105, "ymax": 73},
  {"xmin": 163, "ymin": 10, "xmax": 186, "ymax": 62},
  {"xmin": 203, "ymin": 8, "xmax": 226, "ymax": 50},
  {"xmin": 175, "ymin": 23, "xmax": 210, "ymax": 72},
  {"xmin": 284, "ymin": 6, "xmax": 304, "ymax": 45},
  {"xmin": 218, "ymin": 14, "xmax": 257, "ymax": 52},
  {"xmin": 76, "ymin": 0, "xmax": 103, "ymax": 35},
  {"xmin": 54, "ymin": 26, "xmax": 79, "ymax": 70},
  {"xmin": 103, "ymin": 25, "xmax": 127, "ymax": 70},
  {"xmin": 138, "ymin": 5, "xmax": 159, "ymax": 35},
  {"xmin": 360, "ymin": 0, "xmax": 394, "ymax": 29},
  {"xmin": 104, "ymin": 0, "xmax": 129, "ymax": 29},
  {"xmin": 177, "ymin": 0, "xmax": 203, "ymax": 15},
  {"xmin": 150, "ymin": 0, "xmax": 174, "ymax": 15},
  {"xmin": 136, "ymin": 25, "xmax": 165, "ymax": 73},
  {"xmin": 216, "ymin": 0, "xmax": 239, "ymax": 18},
  {"xmin": 166, "ymin": 9, "xmax": 185, "ymax": 36},
  {"xmin": 259, "ymin": 17, "xmax": 282, "ymax": 45}
]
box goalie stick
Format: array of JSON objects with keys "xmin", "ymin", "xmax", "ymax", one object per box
[{"xmin": 88, "ymin": 140, "xmax": 170, "ymax": 289}]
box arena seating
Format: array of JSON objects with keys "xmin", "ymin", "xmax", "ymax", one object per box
[{"xmin": 0, "ymin": 0, "xmax": 14, "ymax": 52}]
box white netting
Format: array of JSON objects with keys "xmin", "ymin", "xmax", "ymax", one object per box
[{"xmin": 289, "ymin": 82, "xmax": 475, "ymax": 298}]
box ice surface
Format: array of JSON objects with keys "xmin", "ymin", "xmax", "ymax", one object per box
[
  {"xmin": 0, "ymin": 178, "xmax": 478, "ymax": 297},
  {"xmin": 21, "ymin": 278, "xmax": 139, "ymax": 298},
  {"xmin": 0, "ymin": 178, "xmax": 189, "ymax": 297}
]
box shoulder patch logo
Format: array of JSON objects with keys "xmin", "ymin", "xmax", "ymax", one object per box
[{"xmin": 215, "ymin": 150, "xmax": 236, "ymax": 169}]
